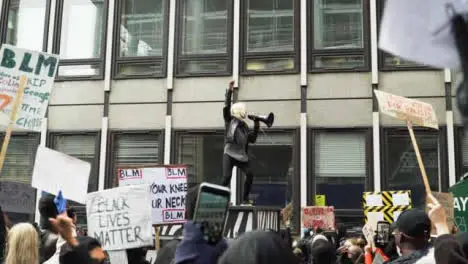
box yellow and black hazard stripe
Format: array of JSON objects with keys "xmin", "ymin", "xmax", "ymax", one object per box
[
  {"xmin": 363, "ymin": 191, "xmax": 412, "ymax": 208},
  {"xmin": 364, "ymin": 205, "xmax": 413, "ymax": 224}
]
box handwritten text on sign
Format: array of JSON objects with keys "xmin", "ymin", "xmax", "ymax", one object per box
[
  {"xmin": 374, "ymin": 90, "xmax": 438, "ymax": 130},
  {"xmin": 87, "ymin": 185, "xmax": 153, "ymax": 251},
  {"xmin": 301, "ymin": 206, "xmax": 335, "ymax": 230},
  {"xmin": 0, "ymin": 45, "xmax": 59, "ymax": 131},
  {"xmin": 118, "ymin": 166, "xmax": 188, "ymax": 225}
]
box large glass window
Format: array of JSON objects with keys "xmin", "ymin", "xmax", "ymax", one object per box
[
  {"xmin": 384, "ymin": 130, "xmax": 444, "ymax": 208},
  {"xmin": 110, "ymin": 132, "xmax": 162, "ymax": 188},
  {"xmin": 313, "ymin": 132, "xmax": 367, "ymax": 209},
  {"xmin": 242, "ymin": 0, "xmax": 297, "ymax": 74},
  {"xmin": 176, "ymin": 0, "xmax": 232, "ymax": 76},
  {"xmin": 311, "ymin": 0, "xmax": 367, "ymax": 70},
  {"xmin": 1, "ymin": 134, "xmax": 39, "ymax": 224},
  {"xmin": 4, "ymin": 0, "xmax": 48, "ymax": 51},
  {"xmin": 55, "ymin": 0, "xmax": 106, "ymax": 78},
  {"xmin": 114, "ymin": 0, "xmax": 167, "ymax": 78},
  {"xmin": 50, "ymin": 133, "xmax": 99, "ymax": 229}
]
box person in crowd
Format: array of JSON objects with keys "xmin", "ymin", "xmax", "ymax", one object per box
[
  {"xmin": 456, "ymin": 232, "xmax": 468, "ymax": 259},
  {"xmin": 66, "ymin": 208, "xmax": 77, "ymax": 226},
  {"xmin": 127, "ymin": 247, "xmax": 150, "ymax": 264},
  {"xmin": 310, "ymin": 237, "xmax": 337, "ymax": 264},
  {"xmin": 387, "ymin": 208, "xmax": 434, "ymax": 264},
  {"xmin": 5, "ymin": 223, "xmax": 40, "ymax": 264},
  {"xmin": 38, "ymin": 193, "xmax": 59, "ymax": 263},
  {"xmin": 0, "ymin": 207, "xmax": 7, "ymax": 263},
  {"xmin": 174, "ymin": 184, "xmax": 228, "ymax": 264},
  {"xmin": 219, "ymin": 230, "xmax": 299, "ymax": 264}
]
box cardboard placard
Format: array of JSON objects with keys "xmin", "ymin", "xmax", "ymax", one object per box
[
  {"xmin": 87, "ymin": 185, "xmax": 153, "ymax": 251},
  {"xmin": 0, "ymin": 181, "xmax": 35, "ymax": 213},
  {"xmin": 374, "ymin": 90, "xmax": 438, "ymax": 130},
  {"xmin": 0, "ymin": 45, "xmax": 59, "ymax": 131},
  {"xmin": 31, "ymin": 146, "xmax": 90, "ymax": 204},
  {"xmin": 118, "ymin": 166, "xmax": 188, "ymax": 225},
  {"xmin": 301, "ymin": 206, "xmax": 335, "ymax": 230}
]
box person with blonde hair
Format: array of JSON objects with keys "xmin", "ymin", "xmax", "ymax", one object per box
[{"xmin": 5, "ymin": 222, "xmax": 40, "ymax": 264}]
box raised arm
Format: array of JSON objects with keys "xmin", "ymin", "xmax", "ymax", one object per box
[
  {"xmin": 248, "ymin": 120, "xmax": 260, "ymax": 143},
  {"xmin": 223, "ymin": 81, "xmax": 235, "ymax": 123}
]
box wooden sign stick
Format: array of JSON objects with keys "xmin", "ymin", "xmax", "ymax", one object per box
[
  {"xmin": 406, "ymin": 120, "xmax": 432, "ymax": 195},
  {"xmin": 0, "ymin": 75, "xmax": 27, "ymax": 174},
  {"xmin": 154, "ymin": 225, "xmax": 160, "ymax": 250}
]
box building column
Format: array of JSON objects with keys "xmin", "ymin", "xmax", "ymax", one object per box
[
  {"xmin": 300, "ymin": 0, "xmax": 308, "ymax": 220},
  {"xmin": 445, "ymin": 69, "xmax": 456, "ymax": 187},
  {"xmin": 370, "ymin": 0, "xmax": 381, "ymax": 191}
]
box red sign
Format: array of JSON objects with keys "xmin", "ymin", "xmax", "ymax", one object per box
[{"xmin": 302, "ymin": 206, "xmax": 335, "ymax": 230}]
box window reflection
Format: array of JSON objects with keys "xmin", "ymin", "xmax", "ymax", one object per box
[
  {"xmin": 119, "ymin": 0, "xmax": 166, "ymax": 57},
  {"xmin": 246, "ymin": 0, "xmax": 294, "ymax": 53},
  {"xmin": 6, "ymin": 0, "xmax": 47, "ymax": 51},
  {"xmin": 181, "ymin": 0, "xmax": 228, "ymax": 55},
  {"xmin": 60, "ymin": 0, "xmax": 105, "ymax": 59}
]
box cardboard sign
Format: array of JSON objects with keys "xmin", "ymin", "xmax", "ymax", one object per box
[
  {"xmin": 426, "ymin": 191, "xmax": 454, "ymax": 234},
  {"xmin": 118, "ymin": 166, "xmax": 188, "ymax": 225},
  {"xmin": 362, "ymin": 224, "xmax": 375, "ymax": 247},
  {"xmin": 449, "ymin": 178, "xmax": 468, "ymax": 232},
  {"xmin": 87, "ymin": 185, "xmax": 153, "ymax": 251},
  {"xmin": 0, "ymin": 181, "xmax": 35, "ymax": 213},
  {"xmin": 374, "ymin": 90, "xmax": 438, "ymax": 129},
  {"xmin": 301, "ymin": 206, "xmax": 335, "ymax": 230},
  {"xmin": 32, "ymin": 146, "xmax": 90, "ymax": 204},
  {"xmin": 0, "ymin": 45, "xmax": 59, "ymax": 131}
]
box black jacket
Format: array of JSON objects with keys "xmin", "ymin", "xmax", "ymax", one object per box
[
  {"xmin": 223, "ymin": 89, "xmax": 259, "ymax": 162},
  {"xmin": 434, "ymin": 234, "xmax": 468, "ymax": 264}
]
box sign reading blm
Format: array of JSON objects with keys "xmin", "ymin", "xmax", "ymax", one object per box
[
  {"xmin": 0, "ymin": 44, "xmax": 59, "ymax": 131},
  {"xmin": 118, "ymin": 165, "xmax": 188, "ymax": 225},
  {"xmin": 86, "ymin": 185, "xmax": 153, "ymax": 251}
]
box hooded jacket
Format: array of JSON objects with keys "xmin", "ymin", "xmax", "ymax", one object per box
[{"xmin": 386, "ymin": 246, "xmax": 434, "ymax": 264}]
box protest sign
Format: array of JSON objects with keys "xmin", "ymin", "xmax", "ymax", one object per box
[
  {"xmin": 450, "ymin": 178, "xmax": 468, "ymax": 232},
  {"xmin": 0, "ymin": 44, "xmax": 59, "ymax": 131},
  {"xmin": 107, "ymin": 250, "xmax": 128, "ymax": 264},
  {"xmin": 301, "ymin": 206, "xmax": 335, "ymax": 230},
  {"xmin": 31, "ymin": 146, "xmax": 90, "ymax": 204},
  {"xmin": 118, "ymin": 166, "xmax": 188, "ymax": 225},
  {"xmin": 374, "ymin": 90, "xmax": 438, "ymax": 130},
  {"xmin": 0, "ymin": 181, "xmax": 35, "ymax": 213},
  {"xmin": 426, "ymin": 191, "xmax": 454, "ymax": 235},
  {"xmin": 87, "ymin": 185, "xmax": 153, "ymax": 251},
  {"xmin": 362, "ymin": 224, "xmax": 375, "ymax": 248},
  {"xmin": 314, "ymin": 195, "xmax": 326, "ymax": 206}
]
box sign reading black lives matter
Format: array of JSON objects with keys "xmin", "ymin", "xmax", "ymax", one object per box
[
  {"xmin": 118, "ymin": 165, "xmax": 188, "ymax": 225},
  {"xmin": 0, "ymin": 44, "xmax": 59, "ymax": 131},
  {"xmin": 86, "ymin": 185, "xmax": 153, "ymax": 251}
]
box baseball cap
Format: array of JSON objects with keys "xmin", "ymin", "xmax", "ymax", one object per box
[
  {"xmin": 59, "ymin": 236, "xmax": 104, "ymax": 264},
  {"xmin": 393, "ymin": 209, "xmax": 431, "ymax": 238}
]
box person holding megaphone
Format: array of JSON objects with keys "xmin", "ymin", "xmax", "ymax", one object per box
[{"xmin": 221, "ymin": 81, "xmax": 274, "ymax": 205}]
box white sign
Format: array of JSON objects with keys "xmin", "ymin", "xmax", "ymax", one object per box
[
  {"xmin": 0, "ymin": 181, "xmax": 35, "ymax": 213},
  {"xmin": 0, "ymin": 45, "xmax": 59, "ymax": 131},
  {"xmin": 118, "ymin": 166, "xmax": 188, "ymax": 225},
  {"xmin": 108, "ymin": 250, "xmax": 128, "ymax": 264},
  {"xmin": 366, "ymin": 194, "xmax": 383, "ymax": 207},
  {"xmin": 146, "ymin": 250, "xmax": 157, "ymax": 264},
  {"xmin": 87, "ymin": 185, "xmax": 153, "ymax": 251},
  {"xmin": 379, "ymin": 0, "xmax": 468, "ymax": 69},
  {"xmin": 31, "ymin": 146, "xmax": 90, "ymax": 204},
  {"xmin": 374, "ymin": 90, "xmax": 438, "ymax": 129},
  {"xmin": 392, "ymin": 193, "xmax": 410, "ymax": 207}
]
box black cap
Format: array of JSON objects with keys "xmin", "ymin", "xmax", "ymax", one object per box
[
  {"xmin": 59, "ymin": 236, "xmax": 102, "ymax": 264},
  {"xmin": 394, "ymin": 209, "xmax": 431, "ymax": 238}
]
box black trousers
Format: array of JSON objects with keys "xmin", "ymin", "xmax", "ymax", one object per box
[{"xmin": 222, "ymin": 154, "xmax": 253, "ymax": 202}]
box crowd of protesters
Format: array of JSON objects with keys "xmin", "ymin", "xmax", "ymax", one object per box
[{"xmin": 0, "ymin": 185, "xmax": 464, "ymax": 264}]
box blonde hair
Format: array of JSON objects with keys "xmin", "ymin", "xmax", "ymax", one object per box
[
  {"xmin": 231, "ymin": 102, "xmax": 247, "ymax": 120},
  {"xmin": 5, "ymin": 223, "xmax": 39, "ymax": 264}
]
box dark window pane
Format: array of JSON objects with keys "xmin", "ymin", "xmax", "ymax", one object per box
[
  {"xmin": 314, "ymin": 133, "xmax": 366, "ymax": 209},
  {"xmin": 461, "ymin": 130, "xmax": 468, "ymax": 177},
  {"xmin": 58, "ymin": 64, "xmax": 101, "ymax": 77},
  {"xmin": 119, "ymin": 0, "xmax": 166, "ymax": 57},
  {"xmin": 313, "ymin": 0, "xmax": 363, "ymax": 49},
  {"xmin": 246, "ymin": 0, "xmax": 294, "ymax": 53},
  {"xmin": 246, "ymin": 57, "xmax": 295, "ymax": 72},
  {"xmin": 6, "ymin": 0, "xmax": 47, "ymax": 51},
  {"xmin": 59, "ymin": 0, "xmax": 105, "ymax": 59},
  {"xmin": 178, "ymin": 59, "xmax": 229, "ymax": 75},
  {"xmin": 181, "ymin": 0, "xmax": 228, "ymax": 55},
  {"xmin": 385, "ymin": 133, "xmax": 440, "ymax": 208},
  {"xmin": 116, "ymin": 61, "xmax": 164, "ymax": 77},
  {"xmin": 313, "ymin": 55, "xmax": 365, "ymax": 70}
]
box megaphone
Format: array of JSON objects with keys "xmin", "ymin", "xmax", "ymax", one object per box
[{"xmin": 248, "ymin": 112, "xmax": 274, "ymax": 128}]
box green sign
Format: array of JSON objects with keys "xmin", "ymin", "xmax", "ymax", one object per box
[{"xmin": 449, "ymin": 178, "xmax": 468, "ymax": 232}]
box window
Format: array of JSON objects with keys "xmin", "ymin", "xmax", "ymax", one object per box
[
  {"xmin": 54, "ymin": 0, "xmax": 107, "ymax": 79},
  {"xmin": 113, "ymin": 0, "xmax": 168, "ymax": 79},
  {"xmin": 176, "ymin": 0, "xmax": 232, "ymax": 76},
  {"xmin": 313, "ymin": 131, "xmax": 368, "ymax": 210},
  {"xmin": 383, "ymin": 129, "xmax": 447, "ymax": 208},
  {"xmin": 310, "ymin": 0, "xmax": 368, "ymax": 71},
  {"xmin": 50, "ymin": 133, "xmax": 99, "ymax": 228},
  {"xmin": 457, "ymin": 128, "xmax": 468, "ymax": 180},
  {"xmin": 1, "ymin": 134, "xmax": 40, "ymax": 223},
  {"xmin": 108, "ymin": 132, "xmax": 162, "ymax": 188},
  {"xmin": 241, "ymin": 0, "xmax": 298, "ymax": 74},
  {"xmin": 175, "ymin": 133, "xmax": 224, "ymax": 186},
  {"xmin": 3, "ymin": 0, "xmax": 49, "ymax": 51}
]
